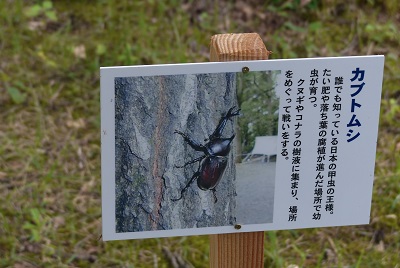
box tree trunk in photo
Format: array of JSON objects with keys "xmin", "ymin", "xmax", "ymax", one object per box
[{"xmin": 114, "ymin": 72, "xmax": 237, "ymax": 233}]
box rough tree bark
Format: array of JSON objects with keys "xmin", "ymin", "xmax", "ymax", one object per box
[{"xmin": 115, "ymin": 72, "xmax": 238, "ymax": 233}]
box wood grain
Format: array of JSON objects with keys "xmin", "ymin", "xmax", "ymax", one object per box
[
  {"xmin": 210, "ymin": 231, "xmax": 265, "ymax": 268},
  {"xmin": 210, "ymin": 33, "xmax": 270, "ymax": 62}
]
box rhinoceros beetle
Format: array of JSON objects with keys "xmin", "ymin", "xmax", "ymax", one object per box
[{"xmin": 171, "ymin": 106, "xmax": 240, "ymax": 203}]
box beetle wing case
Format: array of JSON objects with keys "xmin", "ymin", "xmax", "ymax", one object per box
[{"xmin": 197, "ymin": 156, "xmax": 228, "ymax": 190}]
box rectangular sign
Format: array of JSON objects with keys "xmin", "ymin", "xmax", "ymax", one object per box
[{"xmin": 101, "ymin": 56, "xmax": 384, "ymax": 240}]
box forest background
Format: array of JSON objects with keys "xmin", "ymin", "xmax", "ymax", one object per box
[{"xmin": 1, "ymin": 0, "xmax": 399, "ymax": 267}]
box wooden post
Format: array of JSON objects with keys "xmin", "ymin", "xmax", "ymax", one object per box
[{"xmin": 209, "ymin": 33, "xmax": 270, "ymax": 268}]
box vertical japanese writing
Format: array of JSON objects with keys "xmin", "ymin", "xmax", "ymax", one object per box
[
  {"xmin": 280, "ymin": 63, "xmax": 358, "ymax": 223},
  {"xmin": 283, "ymin": 70, "xmax": 299, "ymax": 222},
  {"xmin": 326, "ymin": 75, "xmax": 342, "ymax": 214},
  {"xmin": 282, "ymin": 70, "xmax": 292, "ymax": 159},
  {"xmin": 346, "ymin": 68, "xmax": 365, "ymax": 142},
  {"xmin": 289, "ymin": 76, "xmax": 306, "ymax": 222},
  {"xmin": 311, "ymin": 68, "xmax": 324, "ymax": 221},
  {"xmin": 275, "ymin": 57, "xmax": 382, "ymax": 229},
  {"xmin": 311, "ymin": 68, "xmax": 341, "ymax": 220}
]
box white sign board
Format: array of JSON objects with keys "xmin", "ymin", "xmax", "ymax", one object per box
[{"xmin": 101, "ymin": 56, "xmax": 384, "ymax": 241}]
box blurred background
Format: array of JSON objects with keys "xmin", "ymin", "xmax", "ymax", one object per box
[{"xmin": 1, "ymin": 0, "xmax": 399, "ymax": 267}]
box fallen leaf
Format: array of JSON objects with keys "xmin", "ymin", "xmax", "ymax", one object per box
[
  {"xmin": 374, "ymin": 240, "xmax": 385, "ymax": 252},
  {"xmin": 301, "ymin": 0, "xmax": 312, "ymax": 7},
  {"xmin": 396, "ymin": 141, "xmax": 400, "ymax": 151},
  {"xmin": 52, "ymin": 216, "xmax": 65, "ymax": 229},
  {"xmin": 73, "ymin": 44, "xmax": 86, "ymax": 59},
  {"xmin": 0, "ymin": 171, "xmax": 7, "ymax": 179},
  {"xmin": 14, "ymin": 262, "xmax": 37, "ymax": 268},
  {"xmin": 27, "ymin": 20, "xmax": 45, "ymax": 31},
  {"xmin": 66, "ymin": 118, "xmax": 86, "ymax": 129}
]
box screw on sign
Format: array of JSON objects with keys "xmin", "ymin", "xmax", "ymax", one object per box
[{"xmin": 171, "ymin": 106, "xmax": 240, "ymax": 203}]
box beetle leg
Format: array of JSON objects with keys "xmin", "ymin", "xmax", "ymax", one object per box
[
  {"xmin": 171, "ymin": 171, "xmax": 200, "ymax": 202},
  {"xmin": 211, "ymin": 188, "xmax": 218, "ymax": 203},
  {"xmin": 226, "ymin": 106, "xmax": 241, "ymax": 118},
  {"xmin": 209, "ymin": 106, "xmax": 241, "ymax": 139},
  {"xmin": 175, "ymin": 155, "xmax": 206, "ymax": 168},
  {"xmin": 174, "ymin": 130, "xmax": 207, "ymax": 153}
]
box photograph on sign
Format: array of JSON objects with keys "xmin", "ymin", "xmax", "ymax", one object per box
[
  {"xmin": 113, "ymin": 71, "xmax": 278, "ymax": 233},
  {"xmin": 101, "ymin": 56, "xmax": 384, "ymax": 241}
]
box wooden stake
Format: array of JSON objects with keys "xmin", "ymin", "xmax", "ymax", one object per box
[
  {"xmin": 210, "ymin": 33, "xmax": 270, "ymax": 62},
  {"xmin": 209, "ymin": 33, "xmax": 270, "ymax": 268}
]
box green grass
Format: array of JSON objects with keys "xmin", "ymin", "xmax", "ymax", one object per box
[{"xmin": 0, "ymin": 0, "xmax": 399, "ymax": 267}]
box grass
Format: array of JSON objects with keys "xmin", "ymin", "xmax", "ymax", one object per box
[{"xmin": 0, "ymin": 0, "xmax": 399, "ymax": 267}]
